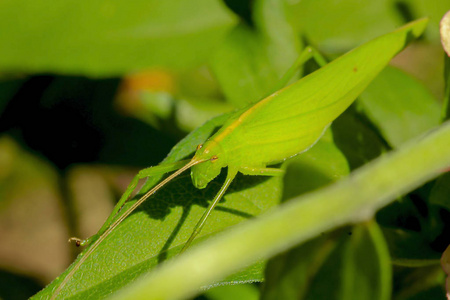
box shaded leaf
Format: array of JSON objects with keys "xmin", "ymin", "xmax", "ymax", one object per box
[
  {"xmin": 308, "ymin": 222, "xmax": 391, "ymax": 300},
  {"xmin": 282, "ymin": 128, "xmax": 349, "ymax": 200},
  {"xmin": 262, "ymin": 232, "xmax": 339, "ymax": 300},
  {"xmin": 332, "ymin": 105, "xmax": 388, "ymax": 170},
  {"xmin": 392, "ymin": 265, "xmax": 446, "ymax": 300},
  {"xmin": 263, "ymin": 222, "xmax": 390, "ymax": 300},
  {"xmin": 359, "ymin": 66, "xmax": 441, "ymax": 148},
  {"xmin": 430, "ymin": 173, "xmax": 450, "ymax": 211},
  {"xmin": 0, "ymin": 270, "xmax": 43, "ymax": 300},
  {"xmin": 205, "ymin": 284, "xmax": 259, "ymax": 300},
  {"xmin": 381, "ymin": 227, "xmax": 442, "ymax": 265}
]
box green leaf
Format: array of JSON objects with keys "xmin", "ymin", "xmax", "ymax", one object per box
[
  {"xmin": 406, "ymin": 0, "xmax": 450, "ymax": 41},
  {"xmin": 262, "ymin": 129, "xmax": 349, "ymax": 298},
  {"xmin": 444, "ymin": 55, "xmax": 450, "ymax": 122},
  {"xmin": 204, "ymin": 284, "xmax": 259, "ymax": 300},
  {"xmin": 392, "ymin": 265, "xmax": 446, "ymax": 299},
  {"xmin": 262, "ymin": 129, "xmax": 349, "ymax": 299},
  {"xmin": 430, "ymin": 172, "xmax": 450, "ymax": 211},
  {"xmin": 39, "ymin": 18, "xmax": 429, "ymax": 300},
  {"xmin": 359, "ymin": 66, "xmax": 441, "ymax": 148},
  {"xmin": 282, "ymin": 128, "xmax": 349, "ymax": 200},
  {"xmin": 376, "ymin": 185, "xmax": 444, "ymax": 266},
  {"xmin": 0, "ymin": 0, "xmax": 236, "ymax": 76},
  {"xmin": 332, "ymin": 105, "xmax": 388, "ymax": 170},
  {"xmin": 210, "ymin": 0, "xmax": 300, "ymax": 107},
  {"xmin": 107, "ymin": 105, "xmax": 450, "ymax": 300},
  {"xmin": 305, "ymin": 222, "xmax": 391, "ymax": 300},
  {"xmin": 287, "ymin": 0, "xmax": 402, "ymax": 53},
  {"xmin": 252, "ymin": 0, "xmax": 301, "ymax": 77},
  {"xmin": 334, "ymin": 222, "xmax": 392, "ymax": 300},
  {"xmin": 0, "ymin": 79, "xmax": 24, "ymax": 116},
  {"xmin": 381, "ymin": 227, "xmax": 442, "ymax": 265},
  {"xmin": 35, "ymin": 112, "xmax": 282, "ymax": 299},
  {"xmin": 262, "ymin": 233, "xmax": 337, "ymax": 300},
  {"xmin": 263, "ymin": 221, "xmax": 390, "ymax": 300},
  {"xmin": 209, "ymin": 25, "xmax": 280, "ymax": 107}
]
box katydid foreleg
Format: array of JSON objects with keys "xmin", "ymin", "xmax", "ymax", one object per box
[
  {"xmin": 181, "ymin": 165, "xmax": 285, "ymax": 252},
  {"xmin": 180, "ymin": 168, "xmax": 238, "ymax": 253}
]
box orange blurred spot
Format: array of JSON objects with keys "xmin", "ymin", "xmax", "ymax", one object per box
[
  {"xmin": 122, "ymin": 69, "xmax": 176, "ymax": 94},
  {"xmin": 116, "ymin": 69, "xmax": 176, "ymax": 115}
]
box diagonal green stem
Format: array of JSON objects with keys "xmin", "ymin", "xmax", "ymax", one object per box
[{"xmin": 110, "ymin": 121, "xmax": 450, "ymax": 300}]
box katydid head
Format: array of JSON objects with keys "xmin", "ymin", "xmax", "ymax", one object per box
[{"xmin": 190, "ymin": 140, "xmax": 227, "ymax": 189}]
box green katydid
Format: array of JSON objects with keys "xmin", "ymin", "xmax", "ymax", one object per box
[{"xmin": 50, "ymin": 19, "xmax": 427, "ymax": 299}]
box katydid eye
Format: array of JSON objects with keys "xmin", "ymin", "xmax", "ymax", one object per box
[
  {"xmin": 210, "ymin": 155, "xmax": 218, "ymax": 162},
  {"xmin": 197, "ymin": 144, "xmax": 203, "ymax": 150}
]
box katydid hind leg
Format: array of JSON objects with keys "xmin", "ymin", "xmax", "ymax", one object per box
[
  {"xmin": 239, "ymin": 166, "xmax": 285, "ymax": 176},
  {"xmin": 272, "ymin": 46, "xmax": 327, "ymax": 93},
  {"xmin": 180, "ymin": 169, "xmax": 238, "ymax": 253},
  {"xmin": 69, "ymin": 159, "xmax": 191, "ymax": 247}
]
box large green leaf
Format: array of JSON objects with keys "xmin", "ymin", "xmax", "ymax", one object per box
[
  {"xmin": 0, "ymin": 0, "xmax": 236, "ymax": 76},
  {"xmin": 210, "ymin": 0, "xmax": 300, "ymax": 107},
  {"xmin": 282, "ymin": 129, "xmax": 349, "ymax": 200},
  {"xmin": 287, "ymin": 0, "xmax": 402, "ymax": 53},
  {"xmin": 209, "ymin": 25, "xmax": 280, "ymax": 107},
  {"xmin": 359, "ymin": 66, "xmax": 441, "ymax": 148},
  {"xmin": 302, "ymin": 222, "xmax": 391, "ymax": 300},
  {"xmin": 405, "ymin": 0, "xmax": 450, "ymax": 41},
  {"xmin": 262, "ymin": 130, "xmax": 391, "ymax": 300},
  {"xmin": 35, "ymin": 112, "xmax": 282, "ymax": 299},
  {"xmin": 430, "ymin": 173, "xmax": 450, "ymax": 211},
  {"xmin": 204, "ymin": 284, "xmax": 259, "ymax": 300},
  {"xmin": 37, "ymin": 19, "xmax": 428, "ymax": 300},
  {"xmin": 107, "ymin": 112, "xmax": 450, "ymax": 300},
  {"xmin": 332, "ymin": 105, "xmax": 388, "ymax": 170},
  {"xmin": 262, "ymin": 232, "xmax": 337, "ymax": 300}
]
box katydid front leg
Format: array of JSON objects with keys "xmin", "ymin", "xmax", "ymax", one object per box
[
  {"xmin": 180, "ymin": 166, "xmax": 285, "ymax": 253},
  {"xmin": 69, "ymin": 159, "xmax": 192, "ymax": 247}
]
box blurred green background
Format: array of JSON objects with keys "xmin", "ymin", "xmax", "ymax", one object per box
[{"xmin": 0, "ymin": 0, "xmax": 448, "ymax": 299}]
